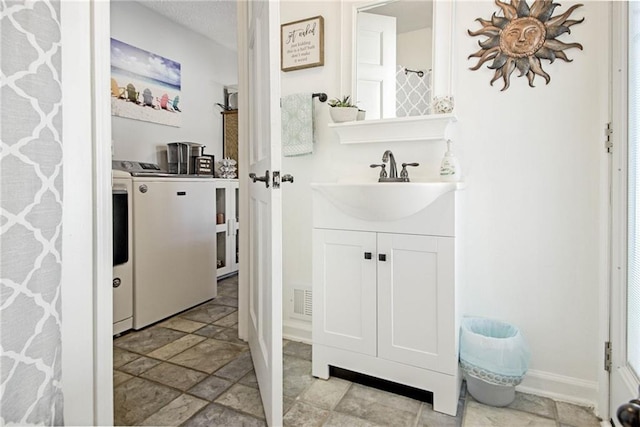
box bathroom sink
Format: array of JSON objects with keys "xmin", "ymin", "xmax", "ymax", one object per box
[{"xmin": 311, "ymin": 181, "xmax": 464, "ymax": 222}]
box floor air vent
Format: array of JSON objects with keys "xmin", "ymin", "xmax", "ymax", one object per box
[{"xmin": 293, "ymin": 288, "xmax": 312, "ymax": 318}]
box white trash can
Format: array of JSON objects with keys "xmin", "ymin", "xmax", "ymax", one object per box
[{"xmin": 459, "ymin": 317, "xmax": 531, "ymax": 407}]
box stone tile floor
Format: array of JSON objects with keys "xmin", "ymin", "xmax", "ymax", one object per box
[{"xmin": 114, "ymin": 275, "xmax": 602, "ymax": 426}]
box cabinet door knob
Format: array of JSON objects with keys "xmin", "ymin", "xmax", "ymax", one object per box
[
  {"xmin": 378, "ymin": 254, "xmax": 387, "ymax": 262},
  {"xmin": 364, "ymin": 252, "xmax": 372, "ymax": 260}
]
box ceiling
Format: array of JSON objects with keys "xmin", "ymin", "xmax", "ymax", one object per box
[
  {"xmin": 364, "ymin": 1, "xmax": 433, "ymax": 33},
  {"xmin": 134, "ymin": 1, "xmax": 430, "ymax": 50},
  {"xmin": 136, "ymin": 0, "xmax": 238, "ymax": 51}
]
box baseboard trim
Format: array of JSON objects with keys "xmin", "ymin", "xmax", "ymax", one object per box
[
  {"xmin": 283, "ymin": 320, "xmax": 311, "ymax": 344},
  {"xmin": 283, "ymin": 321, "xmax": 599, "ymax": 409},
  {"xmin": 516, "ymin": 369, "xmax": 599, "ymax": 408}
]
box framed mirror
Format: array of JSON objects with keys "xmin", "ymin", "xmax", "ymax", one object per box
[{"xmin": 340, "ymin": 0, "xmax": 454, "ymax": 121}]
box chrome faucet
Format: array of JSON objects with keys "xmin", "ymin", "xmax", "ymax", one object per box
[
  {"xmin": 382, "ymin": 150, "xmax": 398, "ymax": 179},
  {"xmin": 370, "ymin": 150, "xmax": 420, "ymax": 182}
]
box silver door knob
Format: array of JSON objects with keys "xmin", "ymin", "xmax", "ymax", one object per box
[
  {"xmin": 139, "ymin": 184, "xmax": 148, "ymax": 193},
  {"xmin": 282, "ymin": 174, "xmax": 294, "ymax": 183},
  {"xmin": 249, "ymin": 170, "xmax": 270, "ymax": 188}
]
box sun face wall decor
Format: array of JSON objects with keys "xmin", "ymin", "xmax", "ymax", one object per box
[{"xmin": 468, "ymin": 0, "xmax": 584, "ymax": 91}]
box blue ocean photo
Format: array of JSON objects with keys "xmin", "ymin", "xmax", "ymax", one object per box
[
  {"xmin": 110, "ymin": 38, "xmax": 182, "ymax": 127},
  {"xmin": 111, "ymin": 38, "xmax": 180, "ymax": 89}
]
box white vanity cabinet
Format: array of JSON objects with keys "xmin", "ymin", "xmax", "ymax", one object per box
[{"xmin": 311, "ymin": 184, "xmax": 463, "ymax": 416}]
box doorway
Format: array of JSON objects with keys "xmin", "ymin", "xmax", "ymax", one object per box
[
  {"xmin": 112, "ymin": 2, "xmax": 290, "ymax": 424},
  {"xmin": 108, "ymin": 0, "xmax": 247, "ymax": 422}
]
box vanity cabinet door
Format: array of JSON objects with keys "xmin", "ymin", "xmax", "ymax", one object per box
[
  {"xmin": 313, "ymin": 229, "xmax": 377, "ymax": 356},
  {"xmin": 377, "ymin": 233, "xmax": 456, "ymax": 374}
]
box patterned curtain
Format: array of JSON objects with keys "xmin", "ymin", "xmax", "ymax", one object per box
[
  {"xmin": 396, "ymin": 66, "xmax": 432, "ymax": 117},
  {"xmin": 0, "ymin": 0, "xmax": 64, "ymax": 425}
]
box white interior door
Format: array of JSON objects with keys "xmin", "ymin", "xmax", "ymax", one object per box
[
  {"xmin": 610, "ymin": 2, "xmax": 640, "ymax": 423},
  {"xmin": 243, "ymin": 1, "xmax": 283, "ymax": 425},
  {"xmin": 356, "ymin": 11, "xmax": 396, "ymax": 119}
]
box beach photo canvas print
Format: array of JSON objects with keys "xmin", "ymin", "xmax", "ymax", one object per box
[{"xmin": 110, "ymin": 38, "xmax": 182, "ymax": 127}]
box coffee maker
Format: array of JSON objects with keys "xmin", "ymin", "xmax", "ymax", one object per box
[
  {"xmin": 167, "ymin": 142, "xmax": 214, "ymax": 176},
  {"xmin": 167, "ymin": 142, "xmax": 190, "ymax": 174}
]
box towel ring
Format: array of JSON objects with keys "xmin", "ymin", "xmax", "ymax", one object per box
[
  {"xmin": 404, "ymin": 68, "xmax": 425, "ymax": 78},
  {"xmin": 312, "ymin": 93, "xmax": 327, "ymax": 102}
]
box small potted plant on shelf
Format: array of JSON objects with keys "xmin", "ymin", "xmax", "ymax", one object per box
[{"xmin": 328, "ymin": 95, "xmax": 358, "ymax": 123}]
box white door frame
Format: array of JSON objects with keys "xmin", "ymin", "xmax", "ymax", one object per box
[
  {"xmin": 93, "ymin": 1, "xmax": 114, "ymax": 423},
  {"xmin": 237, "ymin": 0, "xmax": 249, "ymax": 344},
  {"xmin": 609, "ymin": 2, "xmax": 640, "ymax": 423},
  {"xmin": 60, "ymin": 0, "xmax": 113, "ymax": 424}
]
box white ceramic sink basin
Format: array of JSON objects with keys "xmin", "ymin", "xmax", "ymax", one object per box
[{"xmin": 311, "ymin": 181, "xmax": 464, "ymax": 222}]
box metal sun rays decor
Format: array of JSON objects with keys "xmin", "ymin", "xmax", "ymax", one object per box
[{"xmin": 468, "ymin": 0, "xmax": 584, "ymax": 91}]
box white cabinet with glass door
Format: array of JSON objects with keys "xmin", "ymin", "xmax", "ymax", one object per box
[{"xmin": 214, "ymin": 179, "xmax": 239, "ymax": 277}]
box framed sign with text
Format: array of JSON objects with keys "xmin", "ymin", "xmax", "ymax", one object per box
[{"xmin": 281, "ymin": 16, "xmax": 324, "ymax": 72}]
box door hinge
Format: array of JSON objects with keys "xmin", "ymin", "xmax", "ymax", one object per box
[
  {"xmin": 605, "ymin": 341, "xmax": 612, "ymax": 372},
  {"xmin": 605, "ymin": 122, "xmax": 613, "ymax": 153}
]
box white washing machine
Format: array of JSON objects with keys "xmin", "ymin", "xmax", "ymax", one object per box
[{"xmin": 112, "ymin": 161, "xmax": 217, "ymax": 331}]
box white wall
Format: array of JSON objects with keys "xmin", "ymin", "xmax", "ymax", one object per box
[
  {"xmin": 110, "ymin": 2, "xmax": 237, "ymax": 165},
  {"xmin": 453, "ymin": 2, "xmax": 608, "ymax": 403},
  {"xmin": 281, "ymin": 0, "xmax": 609, "ymax": 407},
  {"xmin": 280, "ymin": 1, "xmax": 340, "ymax": 340},
  {"xmin": 397, "ymin": 28, "xmax": 432, "ymax": 71},
  {"xmin": 281, "ymin": 0, "xmax": 448, "ymax": 339}
]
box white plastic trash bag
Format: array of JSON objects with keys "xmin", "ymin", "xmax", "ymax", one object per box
[{"xmin": 459, "ymin": 316, "xmax": 531, "ymax": 386}]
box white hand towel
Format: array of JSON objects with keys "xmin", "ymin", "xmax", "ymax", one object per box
[{"xmin": 281, "ymin": 93, "xmax": 314, "ymax": 157}]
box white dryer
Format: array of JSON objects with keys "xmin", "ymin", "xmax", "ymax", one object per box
[{"xmin": 113, "ymin": 161, "xmax": 217, "ymax": 331}]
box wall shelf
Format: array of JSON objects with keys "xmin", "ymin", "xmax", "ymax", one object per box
[{"xmin": 328, "ymin": 113, "xmax": 457, "ymax": 144}]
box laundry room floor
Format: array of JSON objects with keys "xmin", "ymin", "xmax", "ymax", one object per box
[{"xmin": 113, "ymin": 275, "xmax": 601, "ymax": 427}]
